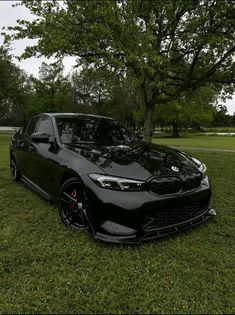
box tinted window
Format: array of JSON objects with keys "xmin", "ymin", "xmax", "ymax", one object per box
[
  {"xmin": 56, "ymin": 116, "xmax": 139, "ymax": 146},
  {"xmin": 35, "ymin": 116, "xmax": 54, "ymax": 136},
  {"xmin": 20, "ymin": 122, "xmax": 29, "ymax": 135},
  {"xmin": 25, "ymin": 117, "xmax": 38, "ymax": 135}
]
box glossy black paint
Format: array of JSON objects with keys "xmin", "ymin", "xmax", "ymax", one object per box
[{"xmin": 10, "ymin": 113, "xmax": 214, "ymax": 244}]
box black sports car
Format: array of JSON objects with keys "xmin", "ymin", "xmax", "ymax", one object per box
[{"xmin": 9, "ymin": 113, "xmax": 216, "ymax": 244}]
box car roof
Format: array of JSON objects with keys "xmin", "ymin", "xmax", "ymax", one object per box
[{"xmin": 42, "ymin": 113, "xmax": 113, "ymax": 120}]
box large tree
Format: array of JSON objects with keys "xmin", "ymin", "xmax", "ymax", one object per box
[
  {"xmin": 0, "ymin": 45, "xmax": 30, "ymax": 122},
  {"xmin": 5, "ymin": 0, "xmax": 235, "ymax": 141}
]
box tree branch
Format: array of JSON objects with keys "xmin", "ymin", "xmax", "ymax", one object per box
[
  {"xmin": 199, "ymin": 46, "xmax": 235, "ymax": 82},
  {"xmin": 187, "ymin": 45, "xmax": 203, "ymax": 82}
]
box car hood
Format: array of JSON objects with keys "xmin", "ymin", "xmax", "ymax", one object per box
[{"xmin": 66, "ymin": 142, "xmax": 200, "ymax": 180}]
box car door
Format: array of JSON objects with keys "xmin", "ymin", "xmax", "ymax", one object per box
[
  {"xmin": 28, "ymin": 115, "xmax": 59, "ymax": 193},
  {"xmin": 14, "ymin": 117, "xmax": 39, "ymax": 179}
]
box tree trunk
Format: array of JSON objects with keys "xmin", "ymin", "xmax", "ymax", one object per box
[
  {"xmin": 0, "ymin": 100, "xmax": 8, "ymax": 120},
  {"xmin": 51, "ymin": 85, "xmax": 55, "ymax": 112},
  {"xmin": 143, "ymin": 105, "xmax": 155, "ymax": 142},
  {"xmin": 172, "ymin": 121, "xmax": 179, "ymax": 137}
]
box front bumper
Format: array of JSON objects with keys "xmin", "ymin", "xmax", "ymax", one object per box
[
  {"xmin": 82, "ymin": 175, "xmax": 215, "ymax": 244},
  {"xmin": 93, "ymin": 207, "xmax": 216, "ymax": 244}
]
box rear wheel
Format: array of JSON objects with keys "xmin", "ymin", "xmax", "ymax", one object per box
[
  {"xmin": 58, "ymin": 177, "xmax": 89, "ymax": 230},
  {"xmin": 10, "ymin": 154, "xmax": 20, "ymax": 181}
]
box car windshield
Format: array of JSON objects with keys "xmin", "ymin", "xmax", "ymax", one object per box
[{"xmin": 56, "ymin": 116, "xmax": 140, "ymax": 146}]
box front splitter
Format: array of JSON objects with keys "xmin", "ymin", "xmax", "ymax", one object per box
[{"xmin": 93, "ymin": 208, "xmax": 216, "ymax": 244}]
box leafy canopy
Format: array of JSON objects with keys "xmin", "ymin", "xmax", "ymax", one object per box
[
  {"xmin": 3, "ymin": 0, "xmax": 235, "ymax": 138},
  {"xmin": 5, "ymin": 0, "xmax": 234, "ymax": 104}
]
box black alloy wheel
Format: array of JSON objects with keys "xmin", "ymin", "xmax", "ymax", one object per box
[
  {"xmin": 59, "ymin": 177, "xmax": 89, "ymax": 230},
  {"xmin": 10, "ymin": 154, "xmax": 20, "ymax": 181}
]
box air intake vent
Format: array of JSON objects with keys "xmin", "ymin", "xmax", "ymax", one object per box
[
  {"xmin": 143, "ymin": 198, "xmax": 210, "ymax": 231},
  {"xmin": 183, "ymin": 173, "xmax": 202, "ymax": 191}
]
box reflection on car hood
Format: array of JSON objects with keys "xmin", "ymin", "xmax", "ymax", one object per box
[{"xmin": 65, "ymin": 142, "xmax": 200, "ymax": 180}]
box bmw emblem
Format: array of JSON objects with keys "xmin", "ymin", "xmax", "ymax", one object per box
[{"xmin": 171, "ymin": 166, "xmax": 179, "ymax": 172}]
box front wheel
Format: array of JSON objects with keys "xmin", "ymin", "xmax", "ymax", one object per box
[
  {"xmin": 58, "ymin": 177, "xmax": 89, "ymax": 230},
  {"xmin": 10, "ymin": 154, "xmax": 20, "ymax": 181}
]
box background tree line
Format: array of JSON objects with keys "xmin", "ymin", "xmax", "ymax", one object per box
[{"xmin": 1, "ymin": 44, "xmax": 235, "ymax": 135}]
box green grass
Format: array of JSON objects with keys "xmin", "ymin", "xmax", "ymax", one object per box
[
  {"xmin": 0, "ymin": 134, "xmax": 235, "ymax": 314},
  {"xmin": 153, "ymin": 135, "xmax": 235, "ymax": 150}
]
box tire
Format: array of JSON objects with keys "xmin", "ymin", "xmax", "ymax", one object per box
[
  {"xmin": 10, "ymin": 154, "xmax": 20, "ymax": 182},
  {"xmin": 58, "ymin": 177, "xmax": 89, "ymax": 230}
]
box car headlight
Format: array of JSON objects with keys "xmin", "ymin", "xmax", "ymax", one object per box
[
  {"xmin": 192, "ymin": 157, "xmax": 207, "ymax": 179},
  {"xmin": 89, "ymin": 174, "xmax": 146, "ymax": 191}
]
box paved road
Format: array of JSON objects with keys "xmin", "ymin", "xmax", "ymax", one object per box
[{"xmin": 171, "ymin": 146, "xmax": 235, "ymax": 153}]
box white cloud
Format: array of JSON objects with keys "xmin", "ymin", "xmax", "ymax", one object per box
[
  {"xmin": 224, "ymin": 98, "xmax": 235, "ymax": 115},
  {"xmin": 0, "ymin": 0, "xmax": 77, "ymax": 77}
]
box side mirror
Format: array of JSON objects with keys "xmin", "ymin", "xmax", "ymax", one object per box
[{"xmin": 30, "ymin": 132, "xmax": 50, "ymax": 143}]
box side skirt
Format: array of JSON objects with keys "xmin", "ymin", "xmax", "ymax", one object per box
[{"xmin": 21, "ymin": 175, "xmax": 57, "ymax": 203}]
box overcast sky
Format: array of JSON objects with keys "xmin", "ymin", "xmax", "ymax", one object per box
[
  {"xmin": 0, "ymin": 0, "xmax": 234, "ymax": 114},
  {"xmin": 0, "ymin": 1, "xmax": 77, "ymax": 76}
]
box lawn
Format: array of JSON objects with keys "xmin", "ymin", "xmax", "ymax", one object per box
[
  {"xmin": 153, "ymin": 135, "xmax": 235, "ymax": 150},
  {"xmin": 0, "ymin": 134, "xmax": 234, "ymax": 314}
]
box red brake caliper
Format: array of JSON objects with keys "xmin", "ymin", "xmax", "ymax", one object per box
[{"xmin": 68, "ymin": 189, "xmax": 77, "ymax": 210}]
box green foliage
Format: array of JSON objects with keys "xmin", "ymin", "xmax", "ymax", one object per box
[
  {"xmin": 4, "ymin": 0, "xmax": 235, "ymax": 139},
  {"xmin": 21, "ymin": 60, "xmax": 73, "ymax": 119},
  {"xmin": 232, "ymin": 113, "xmax": 235, "ymax": 127},
  {"xmin": 106, "ymin": 83, "xmax": 140, "ymax": 126},
  {"xmin": 69, "ymin": 65, "xmax": 141, "ymax": 127},
  {"xmin": 212, "ymin": 104, "xmax": 232, "ymax": 127},
  {"xmin": 155, "ymin": 85, "xmax": 217, "ymax": 135},
  {"xmin": 5, "ymin": 0, "xmax": 234, "ymax": 94},
  {"xmin": 133, "ymin": 109, "xmax": 144, "ymax": 130},
  {"xmin": 35, "ymin": 60, "xmax": 71, "ymax": 112},
  {"xmin": 0, "ymin": 46, "xmax": 30, "ymax": 122},
  {"xmin": 69, "ymin": 65, "xmax": 115, "ymax": 114}
]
